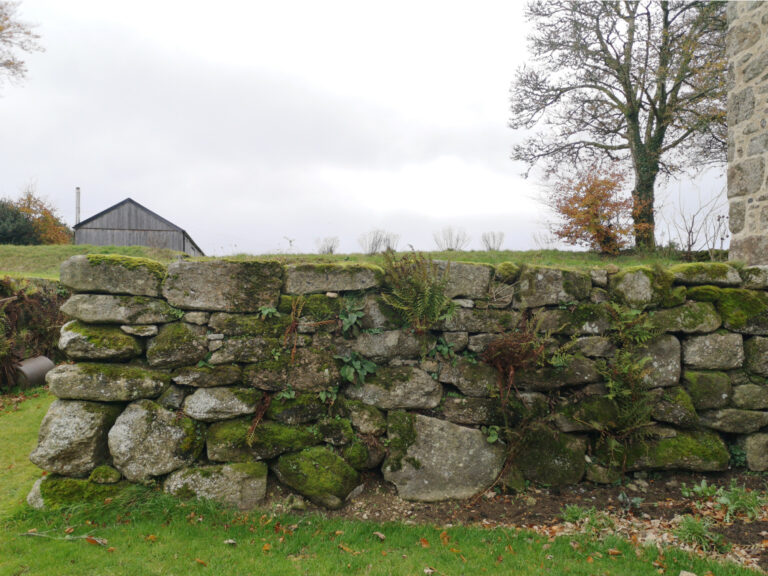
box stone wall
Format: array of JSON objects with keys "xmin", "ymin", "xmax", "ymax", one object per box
[
  {"xmin": 27, "ymin": 254, "xmax": 768, "ymax": 510},
  {"xmin": 728, "ymin": 1, "xmax": 768, "ymax": 265}
]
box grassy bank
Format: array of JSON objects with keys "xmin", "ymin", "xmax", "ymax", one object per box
[
  {"xmin": 0, "ymin": 388, "xmax": 759, "ymax": 576},
  {"xmin": 0, "ymin": 243, "xmax": 696, "ymax": 281}
]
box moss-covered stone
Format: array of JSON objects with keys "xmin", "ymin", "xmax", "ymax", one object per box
[
  {"xmin": 59, "ymin": 320, "xmax": 142, "ymax": 361},
  {"xmin": 383, "ymin": 410, "xmax": 416, "ymax": 472},
  {"xmin": 273, "ymin": 446, "xmax": 360, "ymax": 509},
  {"xmin": 316, "ymin": 417, "xmax": 355, "ymax": 445},
  {"xmin": 278, "ymin": 294, "xmax": 343, "ymax": 324},
  {"xmin": 494, "ymin": 262, "xmax": 521, "ymax": 284},
  {"xmin": 209, "ymin": 313, "xmax": 292, "ymax": 339},
  {"xmin": 683, "ymin": 370, "xmax": 732, "ymax": 410},
  {"xmin": 60, "ymin": 254, "xmax": 166, "ymax": 297},
  {"xmin": 172, "ymin": 364, "xmax": 242, "ymax": 388},
  {"xmin": 330, "ymin": 398, "xmax": 387, "ymax": 435},
  {"xmin": 47, "ymin": 362, "xmax": 170, "ymax": 402},
  {"xmin": 266, "ymin": 393, "xmax": 327, "ymax": 424},
  {"xmin": 341, "ymin": 440, "xmax": 370, "ymax": 470},
  {"xmin": 88, "ymin": 465, "xmax": 122, "ymax": 484},
  {"xmin": 716, "ymin": 288, "xmax": 768, "ymax": 333},
  {"xmin": 283, "ymin": 263, "xmax": 383, "ymax": 294},
  {"xmin": 514, "ymin": 424, "xmax": 585, "ymax": 486},
  {"xmin": 86, "ymin": 254, "xmax": 167, "ymax": 282},
  {"xmin": 609, "ymin": 266, "xmax": 675, "ymax": 310},
  {"xmin": 686, "ymin": 285, "xmax": 723, "ymax": 302},
  {"xmin": 669, "ymin": 263, "xmax": 741, "ymax": 286},
  {"xmin": 651, "ymin": 387, "xmax": 698, "ymax": 428},
  {"xmin": 146, "ymin": 322, "xmax": 208, "ymax": 369},
  {"xmin": 650, "ymin": 301, "xmax": 722, "ymax": 334},
  {"xmin": 622, "ymin": 429, "xmax": 729, "ymax": 472},
  {"xmin": 242, "ymin": 346, "xmax": 339, "ymax": 393},
  {"xmin": 206, "ymin": 417, "xmax": 322, "ymax": 461},
  {"xmin": 556, "ymin": 396, "xmax": 619, "ymax": 432},
  {"xmin": 535, "ymin": 303, "xmax": 614, "ymax": 335},
  {"xmin": 515, "ymin": 266, "xmax": 591, "ymax": 308},
  {"xmin": 38, "ymin": 476, "xmax": 129, "ymax": 509}
]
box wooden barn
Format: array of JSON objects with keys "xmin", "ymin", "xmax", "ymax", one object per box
[{"xmin": 73, "ymin": 198, "xmax": 205, "ymax": 256}]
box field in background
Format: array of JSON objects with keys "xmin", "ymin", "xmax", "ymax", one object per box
[{"xmin": 0, "ymin": 244, "xmax": 695, "ymax": 281}]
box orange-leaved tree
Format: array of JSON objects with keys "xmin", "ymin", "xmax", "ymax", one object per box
[
  {"xmin": 548, "ymin": 166, "xmax": 638, "ymax": 255},
  {"xmin": 12, "ymin": 186, "xmax": 71, "ymax": 244}
]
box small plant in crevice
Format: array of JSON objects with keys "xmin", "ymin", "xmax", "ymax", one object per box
[
  {"xmin": 380, "ymin": 250, "xmax": 454, "ymax": 335},
  {"xmin": 258, "ymin": 305, "xmax": 280, "ymax": 320},
  {"xmin": 274, "ymin": 386, "xmax": 296, "ymax": 401},
  {"xmin": 428, "ymin": 337, "xmax": 456, "ymax": 365},
  {"xmin": 339, "ymin": 299, "xmax": 365, "ymax": 338},
  {"xmin": 335, "ymin": 351, "xmax": 377, "ymax": 386},
  {"xmin": 728, "ymin": 443, "xmax": 747, "ymax": 468},
  {"xmin": 318, "ymin": 386, "xmax": 338, "ymax": 405},
  {"xmin": 481, "ymin": 425, "xmax": 500, "ymax": 444},
  {"xmin": 617, "ymin": 491, "xmax": 644, "ymax": 512}
]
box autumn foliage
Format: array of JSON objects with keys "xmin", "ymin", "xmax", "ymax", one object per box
[
  {"xmin": 548, "ymin": 166, "xmax": 634, "ymax": 255},
  {"xmin": 13, "ymin": 189, "xmax": 72, "ymax": 244}
]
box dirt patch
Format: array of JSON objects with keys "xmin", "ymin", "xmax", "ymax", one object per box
[{"xmin": 265, "ymin": 468, "xmax": 768, "ymax": 572}]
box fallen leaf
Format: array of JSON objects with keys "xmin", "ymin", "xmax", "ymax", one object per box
[
  {"xmin": 262, "ymin": 543, "xmax": 271, "ymax": 552},
  {"xmin": 420, "ymin": 538, "xmax": 430, "ymax": 548},
  {"xmin": 607, "ymin": 548, "xmax": 622, "ymax": 556},
  {"xmin": 85, "ymin": 536, "xmax": 107, "ymax": 546},
  {"xmin": 64, "ymin": 527, "xmax": 75, "ymax": 534},
  {"xmin": 194, "ymin": 558, "xmax": 207, "ymax": 567},
  {"xmin": 106, "ymin": 547, "xmax": 116, "ymax": 553},
  {"xmin": 586, "ymin": 556, "xmax": 594, "ymax": 563},
  {"xmin": 334, "ymin": 530, "xmax": 344, "ymax": 536},
  {"xmin": 373, "ymin": 531, "xmax": 386, "ymax": 541},
  {"xmin": 423, "ymin": 568, "xmax": 437, "ymax": 575},
  {"xmin": 224, "ymin": 539, "xmax": 237, "ymax": 546},
  {"xmin": 145, "ymin": 534, "xmax": 157, "ymax": 542},
  {"xmin": 339, "ymin": 544, "xmax": 359, "ymax": 555},
  {"xmin": 27, "ymin": 529, "xmax": 37, "ymax": 534},
  {"xmin": 439, "ymin": 531, "xmax": 450, "ymax": 546},
  {"xmin": 103, "ymin": 498, "xmax": 113, "ymax": 505}
]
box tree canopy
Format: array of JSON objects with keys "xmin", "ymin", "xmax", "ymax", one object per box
[
  {"xmin": 509, "ymin": 0, "xmax": 726, "ymax": 249},
  {"xmin": 0, "ymin": 1, "xmax": 42, "ymax": 86}
]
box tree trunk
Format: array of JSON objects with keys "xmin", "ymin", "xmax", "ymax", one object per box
[{"xmin": 631, "ymin": 173, "xmax": 656, "ymax": 250}]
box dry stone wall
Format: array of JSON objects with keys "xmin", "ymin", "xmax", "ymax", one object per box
[{"xmin": 27, "ymin": 254, "xmax": 768, "ymax": 510}]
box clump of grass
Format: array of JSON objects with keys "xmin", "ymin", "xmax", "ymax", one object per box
[{"xmin": 674, "ymin": 515, "xmax": 730, "ymax": 553}]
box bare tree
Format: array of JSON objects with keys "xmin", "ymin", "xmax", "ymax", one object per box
[
  {"xmin": 315, "ymin": 236, "xmax": 339, "ymax": 255},
  {"xmin": 481, "ymin": 231, "xmax": 505, "ymax": 251},
  {"xmin": 358, "ymin": 229, "xmax": 399, "ymax": 255},
  {"xmin": 0, "ymin": 2, "xmax": 43, "ymax": 87},
  {"xmin": 434, "ymin": 227, "xmax": 470, "ymax": 251},
  {"xmin": 510, "ymin": 1, "xmax": 726, "ymax": 249},
  {"xmin": 660, "ymin": 187, "xmax": 727, "ymax": 261}
]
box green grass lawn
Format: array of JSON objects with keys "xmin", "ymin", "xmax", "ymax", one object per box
[
  {"xmin": 0, "ymin": 388, "xmax": 759, "ymax": 575},
  {"xmin": 0, "ymin": 243, "xmax": 693, "ymax": 281}
]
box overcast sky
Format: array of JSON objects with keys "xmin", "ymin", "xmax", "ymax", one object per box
[{"xmin": 0, "ymin": 1, "xmax": 725, "ymax": 256}]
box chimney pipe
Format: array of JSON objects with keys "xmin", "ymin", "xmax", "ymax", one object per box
[{"xmin": 75, "ymin": 187, "xmax": 80, "ymax": 225}]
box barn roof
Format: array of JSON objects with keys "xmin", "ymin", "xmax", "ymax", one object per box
[{"xmin": 74, "ymin": 197, "xmax": 204, "ymax": 256}]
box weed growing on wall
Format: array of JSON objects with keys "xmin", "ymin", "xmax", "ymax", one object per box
[{"xmin": 381, "ymin": 250, "xmax": 454, "ymax": 335}]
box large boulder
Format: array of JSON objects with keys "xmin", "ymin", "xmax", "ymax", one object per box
[
  {"xmin": 46, "ymin": 363, "xmax": 169, "ymax": 402},
  {"xmin": 682, "ymin": 333, "xmax": 744, "ymax": 370},
  {"xmin": 514, "ymin": 266, "xmax": 591, "ymax": 308},
  {"xmin": 163, "ymin": 260, "xmax": 283, "ymax": 312},
  {"xmin": 146, "ymin": 322, "xmax": 208, "ymax": 368},
  {"xmin": 342, "ymin": 366, "xmax": 442, "ymax": 410},
  {"xmin": 182, "ymin": 386, "xmax": 262, "ymax": 422},
  {"xmin": 164, "ymin": 463, "xmax": 268, "ymax": 510},
  {"xmin": 58, "ymin": 321, "xmax": 142, "ymax": 361},
  {"xmin": 60, "ymin": 254, "xmax": 165, "ymax": 297},
  {"xmin": 30, "ymin": 400, "xmax": 122, "ymax": 477},
  {"xmin": 61, "ymin": 294, "xmax": 180, "ymax": 325},
  {"xmin": 206, "ymin": 418, "xmax": 322, "ymax": 462},
  {"xmin": 382, "ymin": 413, "xmax": 505, "ymax": 501},
  {"xmin": 273, "ymin": 446, "xmax": 360, "ymax": 509},
  {"xmin": 283, "ymin": 263, "xmax": 381, "ymax": 294},
  {"xmin": 108, "ymin": 400, "xmax": 204, "ymax": 482}
]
